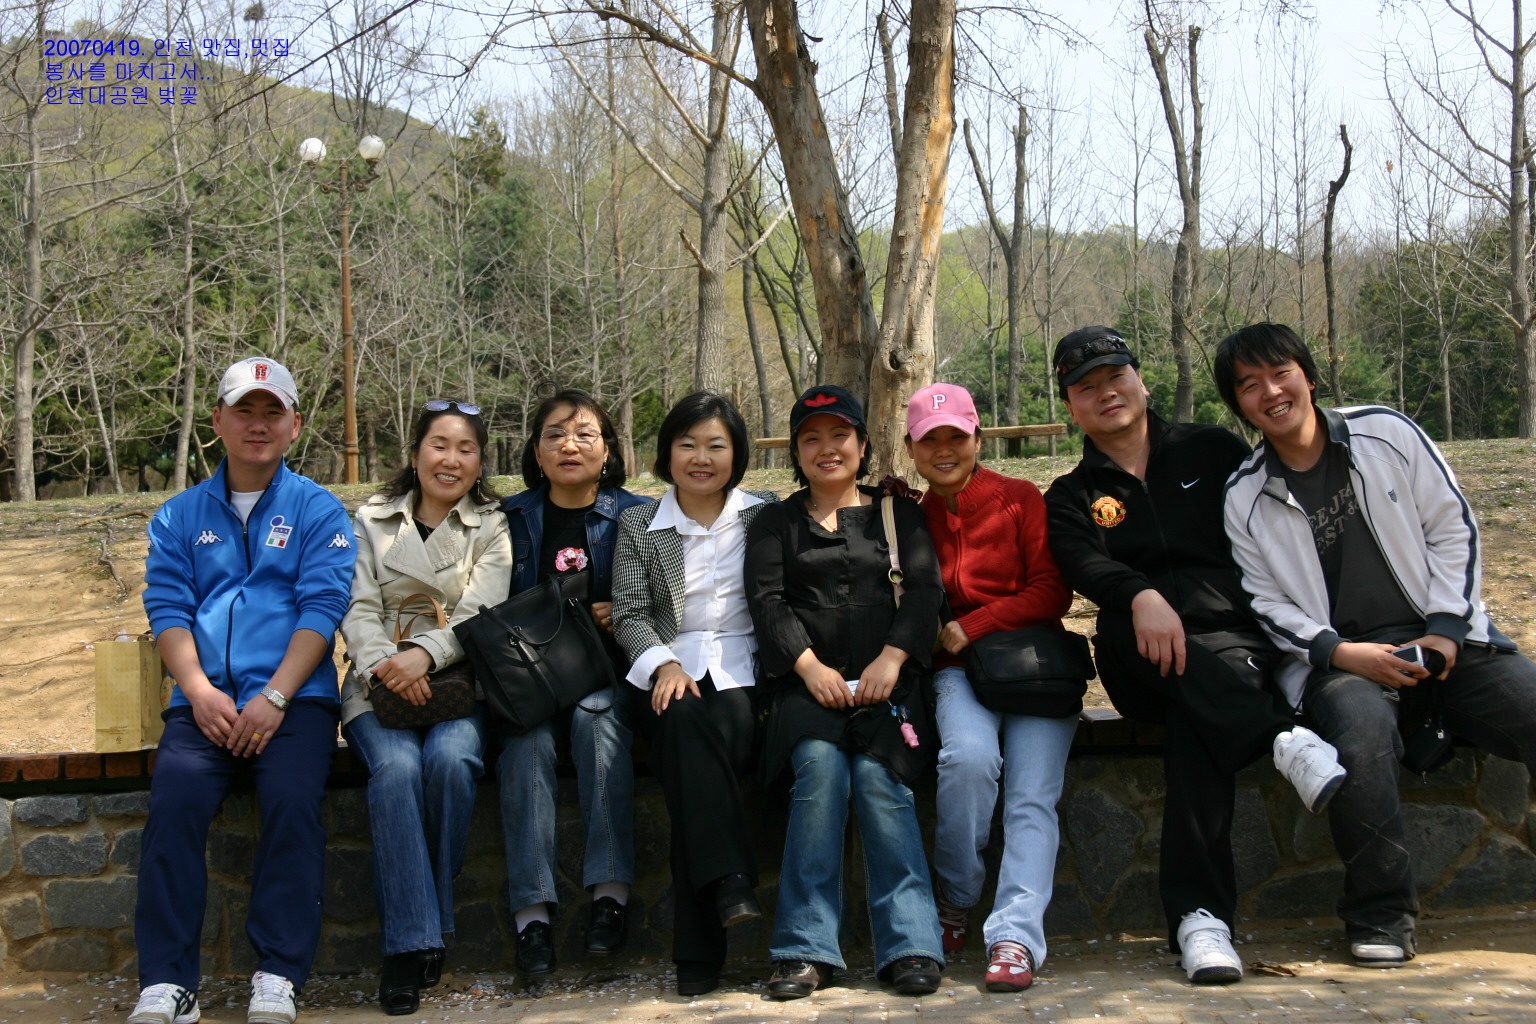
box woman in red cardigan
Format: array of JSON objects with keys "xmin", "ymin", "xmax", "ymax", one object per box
[{"xmin": 904, "ymin": 383, "xmax": 1076, "ymax": 994}]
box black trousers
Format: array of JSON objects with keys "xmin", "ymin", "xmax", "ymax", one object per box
[
  {"xmin": 1092, "ymin": 611, "xmax": 1295, "ymax": 948},
  {"xmin": 640, "ymin": 673, "xmax": 757, "ymax": 968}
]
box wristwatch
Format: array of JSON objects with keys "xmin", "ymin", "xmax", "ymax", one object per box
[{"xmin": 260, "ymin": 686, "xmax": 291, "ymax": 711}]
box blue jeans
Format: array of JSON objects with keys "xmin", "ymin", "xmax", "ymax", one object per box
[
  {"xmin": 1305, "ymin": 644, "xmax": 1536, "ymax": 948},
  {"xmin": 343, "ymin": 708, "xmax": 487, "ymax": 955},
  {"xmin": 770, "ymin": 737, "xmax": 943, "ymax": 972},
  {"xmin": 931, "ymin": 666, "xmax": 1076, "ymax": 963},
  {"xmin": 494, "ymin": 684, "xmax": 635, "ymax": 910}
]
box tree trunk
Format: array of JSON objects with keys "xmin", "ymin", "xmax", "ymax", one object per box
[
  {"xmin": 13, "ymin": 1, "xmax": 46, "ymax": 503},
  {"xmin": 1323, "ymin": 125, "xmax": 1352, "ymax": 404},
  {"xmin": 1144, "ymin": 20, "xmax": 1203, "ymax": 421},
  {"xmin": 1512, "ymin": 0, "xmax": 1535, "ymax": 436},
  {"xmin": 864, "ymin": 0, "xmax": 955, "ymax": 480},
  {"xmin": 742, "ymin": 252, "xmax": 775, "ymax": 465},
  {"xmin": 744, "ymin": 0, "xmax": 876, "ymax": 391}
]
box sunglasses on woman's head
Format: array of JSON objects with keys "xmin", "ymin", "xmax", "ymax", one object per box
[{"xmin": 424, "ymin": 399, "xmax": 481, "ymax": 416}]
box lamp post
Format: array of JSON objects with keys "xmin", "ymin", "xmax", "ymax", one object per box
[{"xmin": 299, "ymin": 134, "xmax": 386, "ymax": 484}]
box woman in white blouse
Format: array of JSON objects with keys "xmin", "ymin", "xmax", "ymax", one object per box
[{"xmin": 612, "ymin": 392, "xmax": 775, "ymax": 997}]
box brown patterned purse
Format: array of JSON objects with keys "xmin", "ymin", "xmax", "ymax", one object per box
[{"xmin": 368, "ymin": 593, "xmax": 478, "ymax": 730}]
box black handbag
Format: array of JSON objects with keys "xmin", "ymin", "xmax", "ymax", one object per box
[
  {"xmin": 369, "ymin": 593, "xmax": 478, "ymax": 730},
  {"xmin": 964, "ymin": 626, "xmax": 1095, "ymax": 718},
  {"xmin": 452, "ymin": 571, "xmax": 615, "ymax": 734}
]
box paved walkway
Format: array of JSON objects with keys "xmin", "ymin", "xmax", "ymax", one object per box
[{"xmin": 4, "ymin": 914, "xmax": 1535, "ymax": 1024}]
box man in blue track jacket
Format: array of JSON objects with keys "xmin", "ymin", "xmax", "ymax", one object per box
[
  {"xmin": 130, "ymin": 358, "xmax": 355, "ymax": 1024},
  {"xmin": 1217, "ymin": 322, "xmax": 1536, "ymax": 969}
]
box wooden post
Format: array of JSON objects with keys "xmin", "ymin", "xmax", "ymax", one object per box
[{"xmin": 95, "ymin": 634, "xmax": 167, "ymax": 751}]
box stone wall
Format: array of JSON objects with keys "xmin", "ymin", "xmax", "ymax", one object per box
[{"xmin": 2, "ymin": 726, "xmax": 1534, "ymax": 978}]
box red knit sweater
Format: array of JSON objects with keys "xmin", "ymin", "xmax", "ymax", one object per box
[{"xmin": 918, "ymin": 465, "xmax": 1072, "ymax": 668}]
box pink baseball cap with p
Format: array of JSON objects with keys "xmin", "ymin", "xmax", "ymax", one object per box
[{"xmin": 907, "ymin": 382, "xmax": 981, "ymax": 440}]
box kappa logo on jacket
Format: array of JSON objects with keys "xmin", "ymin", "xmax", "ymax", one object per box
[
  {"xmin": 193, "ymin": 530, "xmax": 223, "ymax": 546},
  {"xmin": 1091, "ymin": 495, "xmax": 1127, "ymax": 528},
  {"xmin": 326, "ymin": 533, "xmax": 351, "ymax": 549}
]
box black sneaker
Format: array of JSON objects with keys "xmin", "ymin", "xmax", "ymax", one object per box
[
  {"xmin": 766, "ymin": 960, "xmax": 832, "ymax": 1000},
  {"xmin": 515, "ymin": 920, "xmax": 557, "ymax": 976},
  {"xmin": 584, "ymin": 897, "xmax": 628, "ymax": 956},
  {"xmin": 880, "ymin": 956, "xmax": 942, "ymax": 995}
]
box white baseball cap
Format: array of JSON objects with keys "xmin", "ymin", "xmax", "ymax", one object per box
[{"xmin": 218, "ymin": 357, "xmax": 298, "ymax": 409}]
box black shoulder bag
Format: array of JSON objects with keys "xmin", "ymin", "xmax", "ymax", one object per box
[
  {"xmin": 453, "ymin": 571, "xmax": 615, "ymax": 734},
  {"xmin": 963, "ymin": 627, "xmax": 1095, "ymax": 719}
]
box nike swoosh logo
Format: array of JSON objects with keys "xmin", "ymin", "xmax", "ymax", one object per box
[{"xmin": 1181, "ymin": 479, "xmax": 1200, "ymax": 489}]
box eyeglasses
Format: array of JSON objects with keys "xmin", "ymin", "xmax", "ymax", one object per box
[
  {"xmin": 539, "ymin": 428, "xmax": 605, "ymax": 451},
  {"xmin": 1055, "ymin": 336, "xmax": 1132, "ymax": 377},
  {"xmin": 424, "ymin": 399, "xmax": 481, "ymax": 416}
]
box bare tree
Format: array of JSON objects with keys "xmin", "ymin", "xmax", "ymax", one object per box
[
  {"xmin": 1142, "ymin": 0, "xmax": 1204, "ymax": 421},
  {"xmin": 1322, "ymin": 124, "xmax": 1353, "ymax": 402},
  {"xmin": 1389, "ymin": 0, "xmax": 1536, "ymax": 436}
]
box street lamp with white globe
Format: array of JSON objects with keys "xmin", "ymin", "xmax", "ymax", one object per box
[{"xmin": 299, "ymin": 134, "xmax": 386, "ymax": 484}]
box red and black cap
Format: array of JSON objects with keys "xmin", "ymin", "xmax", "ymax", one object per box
[{"xmin": 789, "ymin": 384, "xmax": 866, "ymax": 436}]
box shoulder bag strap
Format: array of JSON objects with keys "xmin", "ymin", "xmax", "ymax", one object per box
[{"xmin": 880, "ymin": 495, "xmax": 904, "ymax": 607}]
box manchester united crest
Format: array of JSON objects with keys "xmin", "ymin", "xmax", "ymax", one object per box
[{"xmin": 1091, "ymin": 495, "xmax": 1127, "ymax": 528}]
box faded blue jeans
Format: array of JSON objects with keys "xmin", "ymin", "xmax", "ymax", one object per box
[
  {"xmin": 1305, "ymin": 644, "xmax": 1536, "ymax": 949},
  {"xmin": 769, "ymin": 737, "xmax": 944, "ymax": 973},
  {"xmin": 343, "ymin": 707, "xmax": 488, "ymax": 955},
  {"xmin": 494, "ymin": 684, "xmax": 635, "ymax": 911},
  {"xmin": 931, "ymin": 666, "xmax": 1076, "ymax": 963}
]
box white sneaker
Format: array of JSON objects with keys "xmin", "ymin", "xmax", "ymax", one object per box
[
  {"xmin": 1351, "ymin": 939, "xmax": 1410, "ymax": 968},
  {"xmin": 128, "ymin": 984, "xmax": 200, "ymax": 1024},
  {"xmin": 1273, "ymin": 726, "xmax": 1348, "ymax": 813},
  {"xmin": 1177, "ymin": 909, "xmax": 1243, "ymax": 984},
  {"xmin": 247, "ymin": 971, "xmax": 296, "ymax": 1024}
]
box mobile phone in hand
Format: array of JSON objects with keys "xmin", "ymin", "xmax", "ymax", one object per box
[{"xmin": 1392, "ymin": 644, "xmax": 1447, "ymax": 676}]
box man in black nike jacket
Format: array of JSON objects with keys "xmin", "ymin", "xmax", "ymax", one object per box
[{"xmin": 1043, "ymin": 326, "xmax": 1346, "ymax": 984}]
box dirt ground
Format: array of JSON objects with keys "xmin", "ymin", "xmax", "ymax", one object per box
[{"xmin": 1, "ymin": 440, "xmax": 1532, "ymax": 755}]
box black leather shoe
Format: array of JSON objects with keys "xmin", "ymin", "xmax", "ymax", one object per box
[
  {"xmin": 715, "ymin": 873, "xmax": 762, "ymax": 928},
  {"xmin": 766, "ymin": 960, "xmax": 832, "ymax": 1000},
  {"xmin": 379, "ymin": 952, "xmax": 420, "ymax": 1016},
  {"xmin": 515, "ymin": 920, "xmax": 557, "ymax": 976},
  {"xmin": 676, "ymin": 960, "xmax": 720, "ymax": 997},
  {"xmin": 880, "ymin": 956, "xmax": 942, "ymax": 995},
  {"xmin": 417, "ymin": 948, "xmax": 444, "ymax": 989},
  {"xmin": 584, "ymin": 897, "xmax": 629, "ymax": 956}
]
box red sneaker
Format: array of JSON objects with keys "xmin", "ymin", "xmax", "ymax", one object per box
[
  {"xmin": 985, "ymin": 941, "xmax": 1035, "ymax": 992},
  {"xmin": 936, "ymin": 889, "xmax": 970, "ymax": 955}
]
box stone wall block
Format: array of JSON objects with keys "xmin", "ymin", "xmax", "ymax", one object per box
[
  {"xmin": 93, "ymin": 792, "xmax": 151, "ymax": 818},
  {"xmin": 1065, "ymin": 787, "xmax": 1144, "ymax": 904},
  {"xmin": 217, "ymin": 792, "xmax": 256, "ymax": 826},
  {"xmin": 20, "ymin": 833, "xmax": 107, "ymax": 876},
  {"xmin": 1255, "ymin": 866, "xmax": 1347, "ymax": 920},
  {"xmin": 208, "ymin": 831, "xmax": 257, "ymax": 879},
  {"xmin": 1402, "ymin": 749, "xmax": 1477, "ymax": 789},
  {"xmin": 1435, "ymin": 834, "xmax": 1536, "ymax": 909},
  {"xmin": 1401, "ymin": 804, "xmax": 1484, "ymax": 890},
  {"xmin": 110, "ymin": 828, "xmax": 143, "ymax": 871},
  {"xmin": 44, "ymin": 877, "xmax": 136, "ymax": 929},
  {"xmin": 1476, "ymin": 758, "xmax": 1532, "ymax": 827},
  {"xmin": 325, "ymin": 789, "xmax": 368, "ymax": 839},
  {"xmin": 14, "ymin": 796, "xmax": 87, "ymax": 827},
  {"xmin": 1, "ymin": 894, "xmax": 44, "ymax": 940},
  {"xmin": 17, "ymin": 934, "xmax": 113, "ymax": 972},
  {"xmin": 1103, "ymin": 868, "xmax": 1162, "ymax": 933},
  {"xmin": 322, "ymin": 847, "xmax": 374, "ymax": 924},
  {"xmin": 324, "ymin": 926, "xmax": 378, "ymax": 974},
  {"xmin": 1233, "ymin": 789, "xmax": 1280, "ymax": 891},
  {"xmin": 1291, "ymin": 808, "xmax": 1338, "ymax": 863},
  {"xmin": 448, "ymin": 899, "xmax": 505, "ymax": 969},
  {"xmin": 0, "ymin": 799, "xmax": 14, "ymax": 878},
  {"xmin": 1043, "ymin": 881, "xmax": 1099, "ymax": 938}
]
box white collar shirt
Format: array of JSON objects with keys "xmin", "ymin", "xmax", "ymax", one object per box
[{"xmin": 626, "ymin": 487, "xmax": 763, "ymax": 690}]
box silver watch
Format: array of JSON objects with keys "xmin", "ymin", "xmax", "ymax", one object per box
[{"xmin": 260, "ymin": 686, "xmax": 291, "ymax": 711}]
